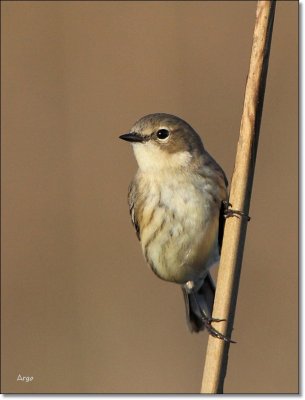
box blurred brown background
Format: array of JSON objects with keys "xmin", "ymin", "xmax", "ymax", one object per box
[{"xmin": 1, "ymin": 0, "xmax": 298, "ymax": 394}]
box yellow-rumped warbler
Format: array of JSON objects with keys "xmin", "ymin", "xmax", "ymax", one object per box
[{"xmin": 120, "ymin": 113, "xmax": 233, "ymax": 341}]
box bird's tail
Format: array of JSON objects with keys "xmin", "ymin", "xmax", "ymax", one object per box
[{"xmin": 182, "ymin": 272, "xmax": 215, "ymax": 333}]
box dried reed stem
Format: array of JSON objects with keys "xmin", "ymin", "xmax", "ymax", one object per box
[{"xmin": 201, "ymin": 1, "xmax": 276, "ymax": 393}]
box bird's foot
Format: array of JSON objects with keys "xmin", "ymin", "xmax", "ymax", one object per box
[
  {"xmin": 223, "ymin": 201, "xmax": 251, "ymax": 221},
  {"xmin": 203, "ymin": 317, "xmax": 236, "ymax": 343},
  {"xmin": 190, "ymin": 290, "xmax": 236, "ymax": 343}
]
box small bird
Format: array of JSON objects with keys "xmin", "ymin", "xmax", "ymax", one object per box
[{"xmin": 120, "ymin": 113, "xmax": 232, "ymax": 341}]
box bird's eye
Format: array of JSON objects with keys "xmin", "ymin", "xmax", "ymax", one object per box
[{"xmin": 156, "ymin": 129, "xmax": 169, "ymax": 140}]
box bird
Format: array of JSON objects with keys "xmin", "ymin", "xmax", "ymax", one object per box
[{"xmin": 119, "ymin": 113, "xmax": 233, "ymax": 341}]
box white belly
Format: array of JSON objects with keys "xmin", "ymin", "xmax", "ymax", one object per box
[{"xmin": 140, "ymin": 174, "xmax": 220, "ymax": 284}]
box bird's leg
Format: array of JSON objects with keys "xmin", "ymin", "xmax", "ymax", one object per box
[
  {"xmin": 223, "ymin": 201, "xmax": 251, "ymax": 221},
  {"xmin": 191, "ymin": 292, "xmax": 236, "ymax": 343}
]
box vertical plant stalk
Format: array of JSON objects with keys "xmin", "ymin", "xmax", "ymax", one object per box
[{"xmin": 201, "ymin": 0, "xmax": 276, "ymax": 394}]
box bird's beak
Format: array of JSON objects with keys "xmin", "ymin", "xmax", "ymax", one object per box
[{"xmin": 119, "ymin": 132, "xmax": 145, "ymax": 143}]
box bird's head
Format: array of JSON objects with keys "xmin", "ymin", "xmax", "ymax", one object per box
[{"xmin": 119, "ymin": 113, "xmax": 205, "ymax": 172}]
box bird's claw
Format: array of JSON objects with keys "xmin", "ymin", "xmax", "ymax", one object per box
[
  {"xmin": 191, "ymin": 291, "xmax": 236, "ymax": 343},
  {"xmin": 209, "ymin": 317, "xmax": 226, "ymax": 323},
  {"xmin": 203, "ymin": 317, "xmax": 236, "ymax": 344},
  {"xmin": 223, "ymin": 201, "xmax": 251, "ymax": 221}
]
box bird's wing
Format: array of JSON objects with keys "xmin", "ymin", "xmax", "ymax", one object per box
[
  {"xmin": 128, "ymin": 180, "xmax": 141, "ymax": 241},
  {"xmin": 218, "ymin": 200, "xmax": 226, "ymax": 253},
  {"xmin": 200, "ymin": 151, "xmax": 228, "ymax": 254}
]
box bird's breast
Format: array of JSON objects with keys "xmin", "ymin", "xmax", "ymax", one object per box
[{"xmin": 137, "ymin": 173, "xmax": 220, "ymax": 284}]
